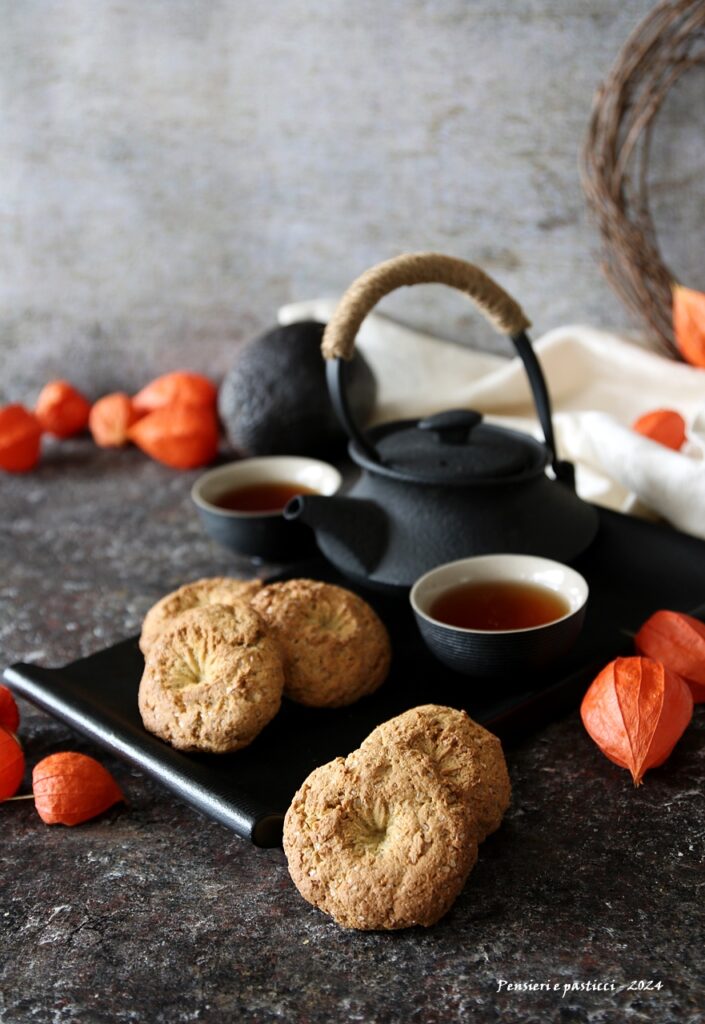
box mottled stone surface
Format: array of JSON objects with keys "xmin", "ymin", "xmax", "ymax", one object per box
[
  {"xmin": 1, "ymin": 441, "xmax": 703, "ymax": 1023},
  {"xmin": 2, "ymin": 4, "xmax": 705, "ymax": 1014},
  {"xmin": 2, "ymin": 0, "xmax": 705, "ymax": 406}
]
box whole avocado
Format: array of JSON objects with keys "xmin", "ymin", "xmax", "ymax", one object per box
[{"xmin": 218, "ymin": 321, "xmax": 377, "ymax": 457}]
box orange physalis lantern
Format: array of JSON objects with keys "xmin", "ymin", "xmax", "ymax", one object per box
[
  {"xmin": 0, "ymin": 727, "xmax": 25, "ymax": 801},
  {"xmin": 635, "ymin": 610, "xmax": 705, "ymax": 704},
  {"xmin": 581, "ymin": 656, "xmax": 693, "ymax": 785},
  {"xmin": 32, "ymin": 752, "xmax": 125, "ymax": 826},
  {"xmin": 0, "ymin": 685, "xmax": 20, "ymax": 734}
]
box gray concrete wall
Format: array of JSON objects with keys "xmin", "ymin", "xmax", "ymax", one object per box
[{"xmin": 1, "ymin": 0, "xmax": 702, "ymax": 401}]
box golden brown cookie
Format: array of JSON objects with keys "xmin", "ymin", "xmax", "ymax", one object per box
[
  {"xmin": 360, "ymin": 705, "xmax": 510, "ymax": 842},
  {"xmin": 138, "ymin": 602, "xmax": 284, "ymax": 753},
  {"xmin": 283, "ymin": 744, "xmax": 478, "ymax": 930},
  {"xmin": 140, "ymin": 576, "xmax": 263, "ymax": 655},
  {"xmin": 250, "ymin": 580, "xmax": 391, "ymax": 707}
]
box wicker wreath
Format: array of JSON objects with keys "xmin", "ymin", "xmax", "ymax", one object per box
[{"xmin": 582, "ymin": 0, "xmax": 705, "ymax": 359}]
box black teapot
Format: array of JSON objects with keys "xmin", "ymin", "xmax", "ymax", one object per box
[{"xmin": 285, "ymin": 253, "xmax": 599, "ymax": 590}]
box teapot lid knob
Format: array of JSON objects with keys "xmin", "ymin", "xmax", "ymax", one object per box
[{"xmin": 418, "ymin": 409, "xmax": 483, "ymax": 444}]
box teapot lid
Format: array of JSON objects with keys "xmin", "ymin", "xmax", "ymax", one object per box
[{"xmin": 352, "ymin": 409, "xmax": 548, "ymax": 485}]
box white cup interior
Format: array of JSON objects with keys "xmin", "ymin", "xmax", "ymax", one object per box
[
  {"xmin": 192, "ymin": 456, "xmax": 342, "ymax": 518},
  {"xmin": 410, "ymin": 554, "xmax": 589, "ymax": 634}
]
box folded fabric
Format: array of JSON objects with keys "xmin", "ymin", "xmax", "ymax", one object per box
[{"xmin": 279, "ymin": 300, "xmax": 705, "ymax": 540}]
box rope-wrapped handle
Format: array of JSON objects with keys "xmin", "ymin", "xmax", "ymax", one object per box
[
  {"xmin": 323, "ymin": 251, "xmax": 574, "ymax": 487},
  {"xmin": 322, "ymin": 252, "xmax": 531, "ymax": 360}
]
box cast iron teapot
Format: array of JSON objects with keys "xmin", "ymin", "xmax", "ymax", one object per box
[{"xmin": 285, "ymin": 253, "xmax": 599, "ymax": 590}]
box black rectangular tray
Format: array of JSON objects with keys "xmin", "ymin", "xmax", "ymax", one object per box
[{"xmin": 6, "ymin": 507, "xmax": 705, "ymax": 847}]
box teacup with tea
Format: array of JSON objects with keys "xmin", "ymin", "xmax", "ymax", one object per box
[
  {"xmin": 192, "ymin": 456, "xmax": 342, "ymax": 561},
  {"xmin": 410, "ymin": 554, "xmax": 589, "ymax": 677}
]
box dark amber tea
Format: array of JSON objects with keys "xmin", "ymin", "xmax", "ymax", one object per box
[
  {"xmin": 430, "ymin": 580, "xmax": 569, "ymax": 631},
  {"xmin": 214, "ymin": 481, "xmax": 317, "ymax": 513}
]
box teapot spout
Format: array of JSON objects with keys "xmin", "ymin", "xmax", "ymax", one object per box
[{"xmin": 284, "ymin": 493, "xmax": 387, "ymax": 577}]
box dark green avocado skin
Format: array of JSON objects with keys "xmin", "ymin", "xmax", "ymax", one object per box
[{"xmin": 218, "ymin": 321, "xmax": 377, "ymax": 457}]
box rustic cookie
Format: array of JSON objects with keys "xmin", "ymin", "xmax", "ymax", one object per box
[
  {"xmin": 283, "ymin": 744, "xmax": 478, "ymax": 930},
  {"xmin": 138, "ymin": 602, "xmax": 284, "ymax": 753},
  {"xmin": 140, "ymin": 576, "xmax": 263, "ymax": 655},
  {"xmin": 250, "ymin": 579, "xmax": 391, "ymax": 707},
  {"xmin": 360, "ymin": 705, "xmax": 510, "ymax": 842}
]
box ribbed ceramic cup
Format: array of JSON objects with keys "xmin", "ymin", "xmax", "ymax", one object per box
[
  {"xmin": 410, "ymin": 554, "xmax": 589, "ymax": 677},
  {"xmin": 192, "ymin": 456, "xmax": 342, "ymax": 561}
]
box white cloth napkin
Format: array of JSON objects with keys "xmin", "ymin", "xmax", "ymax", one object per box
[{"xmin": 279, "ymin": 300, "xmax": 705, "ymax": 540}]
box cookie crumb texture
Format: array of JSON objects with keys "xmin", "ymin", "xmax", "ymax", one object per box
[
  {"xmin": 251, "ymin": 580, "xmax": 391, "ymax": 707},
  {"xmin": 139, "ymin": 576, "xmax": 264, "ymax": 655},
  {"xmin": 361, "ymin": 705, "xmax": 511, "ymax": 842},
  {"xmin": 138, "ymin": 602, "xmax": 284, "ymax": 753},
  {"xmin": 283, "ymin": 746, "xmax": 478, "ymax": 930}
]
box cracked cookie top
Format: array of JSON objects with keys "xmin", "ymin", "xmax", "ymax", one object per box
[
  {"xmin": 251, "ymin": 579, "xmax": 391, "ymax": 708},
  {"xmin": 283, "ymin": 743, "xmax": 478, "ymax": 930},
  {"xmin": 138, "ymin": 602, "xmax": 284, "ymax": 753},
  {"xmin": 140, "ymin": 576, "xmax": 264, "ymax": 655},
  {"xmin": 360, "ymin": 704, "xmax": 511, "ymax": 842}
]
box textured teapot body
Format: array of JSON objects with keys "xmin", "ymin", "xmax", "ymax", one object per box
[
  {"xmin": 293, "ymin": 252, "xmax": 601, "ymax": 591},
  {"xmin": 307, "ymin": 469, "xmax": 599, "ymax": 591}
]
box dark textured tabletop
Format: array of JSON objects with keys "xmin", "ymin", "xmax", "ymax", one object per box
[{"xmin": 1, "ymin": 439, "xmax": 703, "ymax": 1024}]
